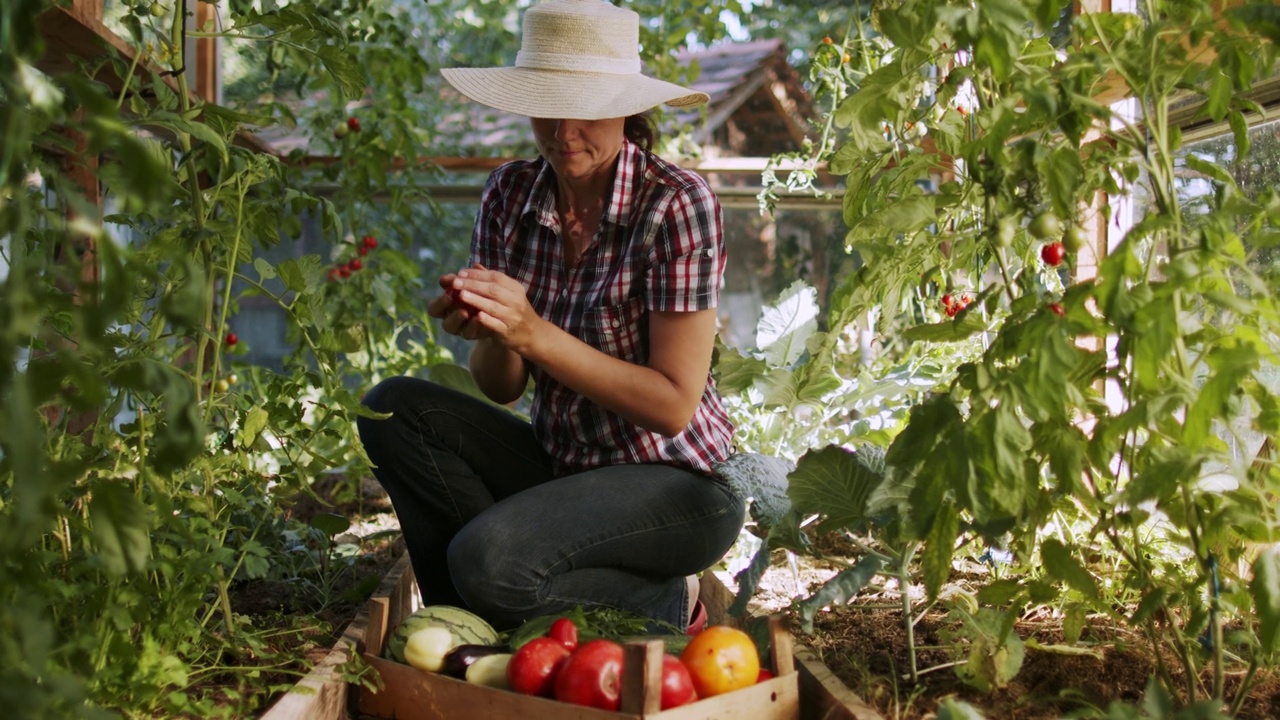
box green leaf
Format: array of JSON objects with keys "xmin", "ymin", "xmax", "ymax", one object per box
[
  {"xmin": 715, "ymin": 453, "xmax": 794, "ymax": 528},
  {"xmin": 922, "ymin": 503, "xmax": 959, "ymax": 599},
  {"xmin": 936, "ymin": 699, "xmax": 987, "ymax": 720},
  {"xmin": 713, "ymin": 340, "xmax": 768, "ymax": 395},
  {"xmin": 1252, "ymin": 547, "xmax": 1280, "ymax": 656},
  {"xmin": 90, "ymin": 482, "xmax": 152, "ymax": 576},
  {"xmin": 310, "ymin": 513, "xmax": 350, "ymax": 538},
  {"xmin": 239, "ymin": 407, "xmax": 270, "ymax": 449},
  {"xmin": 795, "ymin": 555, "xmax": 885, "ymax": 633},
  {"xmin": 755, "ymin": 281, "xmax": 820, "ymax": 366},
  {"xmin": 276, "ymin": 255, "xmax": 325, "ymax": 294},
  {"xmin": 1040, "ymin": 538, "xmax": 1098, "ymax": 600},
  {"xmin": 788, "ymin": 445, "xmax": 887, "ymax": 533}
]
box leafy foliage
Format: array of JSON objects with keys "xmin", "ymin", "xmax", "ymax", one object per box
[{"xmin": 719, "ymin": 0, "xmax": 1280, "ymax": 712}]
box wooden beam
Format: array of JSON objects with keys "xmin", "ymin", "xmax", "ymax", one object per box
[
  {"xmin": 36, "ymin": 5, "xmax": 180, "ymax": 97},
  {"xmin": 194, "ymin": 2, "xmax": 221, "ymax": 104}
]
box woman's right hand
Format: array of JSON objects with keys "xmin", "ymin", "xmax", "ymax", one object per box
[{"xmin": 430, "ymin": 269, "xmax": 484, "ymax": 337}]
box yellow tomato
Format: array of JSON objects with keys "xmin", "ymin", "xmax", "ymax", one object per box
[{"xmin": 678, "ymin": 626, "xmax": 760, "ymax": 698}]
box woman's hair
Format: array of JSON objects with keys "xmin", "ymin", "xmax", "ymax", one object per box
[{"xmin": 624, "ymin": 111, "xmax": 657, "ymax": 151}]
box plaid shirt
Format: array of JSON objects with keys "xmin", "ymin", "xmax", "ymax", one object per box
[{"xmin": 471, "ymin": 139, "xmax": 734, "ymax": 476}]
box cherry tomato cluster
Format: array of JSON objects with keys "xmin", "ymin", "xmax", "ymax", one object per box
[
  {"xmin": 333, "ymin": 115, "xmax": 362, "ymax": 139},
  {"xmin": 942, "ymin": 292, "xmax": 973, "ymax": 318},
  {"xmin": 328, "ymin": 235, "xmax": 379, "ymax": 282}
]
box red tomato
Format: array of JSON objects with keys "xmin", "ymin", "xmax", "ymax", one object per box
[
  {"xmin": 348, "ymin": 258, "xmax": 362, "ymax": 271},
  {"xmin": 757, "ymin": 668, "xmax": 775, "ymax": 683},
  {"xmin": 554, "ymin": 640, "xmax": 624, "ymax": 710},
  {"xmin": 362, "ymin": 235, "xmax": 378, "ymax": 249},
  {"xmin": 347, "ymin": 116, "xmax": 361, "ymax": 132},
  {"xmin": 1040, "ymin": 242, "xmax": 1066, "ymax": 267},
  {"xmin": 225, "ymin": 332, "xmax": 238, "ymax": 346},
  {"xmin": 1050, "ymin": 302, "xmax": 1066, "ymax": 317},
  {"xmin": 549, "ymin": 618, "xmax": 579, "ymax": 651},
  {"xmin": 660, "ymin": 654, "xmax": 697, "ymax": 709},
  {"xmin": 507, "ymin": 637, "xmax": 570, "ymax": 697}
]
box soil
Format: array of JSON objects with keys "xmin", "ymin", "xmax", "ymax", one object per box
[{"xmin": 731, "ymin": 534, "xmax": 1280, "ymax": 720}]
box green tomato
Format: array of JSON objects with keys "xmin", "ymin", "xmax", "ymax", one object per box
[
  {"xmin": 1063, "ymin": 223, "xmax": 1087, "ymax": 252},
  {"xmin": 993, "ymin": 218, "xmax": 1016, "ymax": 248},
  {"xmin": 214, "ymin": 379, "xmax": 230, "ymax": 393},
  {"xmin": 1028, "ymin": 211, "xmax": 1061, "ymax": 241},
  {"xmin": 148, "ymin": 2, "xmax": 166, "ymax": 17}
]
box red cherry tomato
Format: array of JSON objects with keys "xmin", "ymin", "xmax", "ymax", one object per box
[
  {"xmin": 347, "ymin": 116, "xmax": 360, "ymax": 132},
  {"xmin": 348, "ymin": 258, "xmax": 362, "ymax": 271},
  {"xmin": 548, "ymin": 618, "xmax": 579, "ymax": 652},
  {"xmin": 362, "ymin": 235, "xmax": 378, "ymax": 249},
  {"xmin": 1040, "ymin": 242, "xmax": 1066, "ymax": 267},
  {"xmin": 1050, "ymin": 302, "xmax": 1066, "ymax": 317},
  {"xmin": 225, "ymin": 332, "xmax": 238, "ymax": 346}
]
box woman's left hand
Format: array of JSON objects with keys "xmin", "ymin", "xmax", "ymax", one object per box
[{"xmin": 451, "ymin": 268, "xmax": 544, "ymax": 352}]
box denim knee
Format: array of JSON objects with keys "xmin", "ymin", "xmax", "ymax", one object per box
[{"xmin": 446, "ymin": 521, "xmax": 540, "ymax": 621}]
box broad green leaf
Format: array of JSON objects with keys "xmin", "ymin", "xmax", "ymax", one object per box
[
  {"xmin": 1251, "ymin": 547, "xmax": 1280, "ymax": 655},
  {"xmin": 90, "ymin": 482, "xmax": 152, "ymax": 576},
  {"xmin": 755, "ymin": 281, "xmax": 820, "ymax": 366},
  {"xmin": 794, "ymin": 554, "xmax": 884, "ymax": 633},
  {"xmin": 788, "ymin": 445, "xmax": 887, "ymax": 533},
  {"xmin": 713, "ymin": 340, "xmax": 768, "ymax": 395},
  {"xmin": 1040, "ymin": 538, "xmax": 1099, "ymax": 600},
  {"xmin": 310, "ymin": 513, "xmax": 350, "ymax": 538}
]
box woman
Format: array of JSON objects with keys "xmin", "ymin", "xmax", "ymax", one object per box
[{"xmin": 357, "ymin": 0, "xmax": 743, "ymax": 634}]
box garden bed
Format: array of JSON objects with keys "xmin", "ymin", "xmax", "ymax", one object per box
[{"xmin": 730, "ymin": 543, "xmax": 1280, "ymax": 720}]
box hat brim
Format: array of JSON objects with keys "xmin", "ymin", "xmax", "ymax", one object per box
[{"xmin": 441, "ymin": 67, "xmax": 709, "ymax": 120}]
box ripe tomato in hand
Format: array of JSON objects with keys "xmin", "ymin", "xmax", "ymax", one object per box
[
  {"xmin": 549, "ymin": 618, "xmax": 578, "ymax": 651},
  {"xmin": 554, "ymin": 639, "xmax": 625, "ymax": 710},
  {"xmin": 660, "ymin": 654, "xmax": 697, "ymax": 709},
  {"xmin": 1040, "ymin": 242, "xmax": 1066, "ymax": 267},
  {"xmin": 507, "ymin": 637, "xmax": 570, "ymax": 697},
  {"xmin": 679, "ymin": 626, "xmax": 760, "ymax": 698}
]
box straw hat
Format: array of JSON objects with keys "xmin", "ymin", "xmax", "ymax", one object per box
[{"xmin": 440, "ymin": 0, "xmax": 709, "ymax": 120}]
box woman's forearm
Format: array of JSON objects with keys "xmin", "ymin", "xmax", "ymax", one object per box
[{"xmin": 470, "ymin": 336, "xmax": 529, "ymax": 404}]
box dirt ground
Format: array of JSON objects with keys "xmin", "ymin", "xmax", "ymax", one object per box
[{"xmin": 730, "ymin": 540, "xmax": 1280, "ymax": 720}]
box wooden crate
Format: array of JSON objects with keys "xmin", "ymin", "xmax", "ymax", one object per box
[{"xmin": 354, "ymin": 561, "xmax": 883, "ymax": 720}]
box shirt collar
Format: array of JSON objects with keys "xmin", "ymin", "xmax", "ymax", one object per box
[{"xmin": 524, "ymin": 139, "xmax": 646, "ymax": 230}]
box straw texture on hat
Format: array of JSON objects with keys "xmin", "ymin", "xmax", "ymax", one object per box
[{"xmin": 440, "ymin": 0, "xmax": 709, "ymax": 120}]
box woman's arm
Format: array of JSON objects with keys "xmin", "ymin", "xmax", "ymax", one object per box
[{"xmin": 451, "ymin": 268, "xmax": 715, "ymax": 436}]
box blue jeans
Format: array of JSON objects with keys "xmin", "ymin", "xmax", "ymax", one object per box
[{"xmin": 357, "ymin": 376, "xmax": 745, "ymax": 631}]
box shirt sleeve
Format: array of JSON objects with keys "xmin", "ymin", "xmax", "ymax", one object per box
[
  {"xmin": 648, "ymin": 174, "xmax": 724, "ymax": 313},
  {"xmin": 470, "ymin": 169, "xmax": 511, "ymax": 273}
]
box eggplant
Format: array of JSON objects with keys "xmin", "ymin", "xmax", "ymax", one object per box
[{"xmin": 439, "ymin": 644, "xmax": 511, "ymax": 678}]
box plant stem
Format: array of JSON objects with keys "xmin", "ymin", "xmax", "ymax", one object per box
[{"xmin": 899, "ymin": 542, "xmax": 919, "ymax": 683}]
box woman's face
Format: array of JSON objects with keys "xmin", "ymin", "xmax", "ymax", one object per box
[{"xmin": 530, "ymin": 117, "xmax": 626, "ymax": 185}]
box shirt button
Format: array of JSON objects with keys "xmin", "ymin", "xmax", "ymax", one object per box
[{"xmin": 611, "ymin": 319, "xmax": 620, "ymax": 328}]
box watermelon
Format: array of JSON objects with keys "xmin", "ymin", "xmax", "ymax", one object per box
[{"xmin": 384, "ymin": 605, "xmax": 500, "ymax": 664}]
